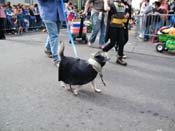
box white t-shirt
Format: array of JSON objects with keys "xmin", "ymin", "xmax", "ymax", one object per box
[{"xmin": 140, "ymin": 2, "xmax": 150, "ymax": 15}]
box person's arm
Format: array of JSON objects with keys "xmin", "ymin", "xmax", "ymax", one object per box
[
  {"xmin": 6, "ymin": 10, "xmax": 12, "ymax": 16},
  {"xmin": 103, "ymin": 0, "xmax": 110, "ymax": 11},
  {"xmin": 144, "ymin": 5, "xmax": 153, "ymax": 15},
  {"xmin": 82, "ymin": 0, "xmax": 90, "ymax": 15}
]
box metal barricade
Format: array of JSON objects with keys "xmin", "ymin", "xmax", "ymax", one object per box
[{"xmin": 134, "ymin": 14, "xmax": 175, "ymax": 42}]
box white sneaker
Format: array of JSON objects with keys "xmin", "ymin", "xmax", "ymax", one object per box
[
  {"xmin": 88, "ymin": 42, "xmax": 92, "ymax": 47},
  {"xmin": 123, "ymin": 55, "xmax": 127, "ymax": 59},
  {"xmin": 99, "ymin": 45, "xmax": 104, "ymax": 49},
  {"xmin": 139, "ymin": 34, "xmax": 144, "ymax": 38},
  {"xmin": 54, "ymin": 61, "xmax": 60, "ymax": 67}
]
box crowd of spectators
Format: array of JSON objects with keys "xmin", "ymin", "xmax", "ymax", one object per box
[
  {"xmin": 1, "ymin": 1, "xmax": 85, "ymax": 35},
  {"xmin": 2, "ymin": 2, "xmax": 43, "ymax": 34},
  {"xmin": 136, "ymin": 0, "xmax": 175, "ymax": 41}
]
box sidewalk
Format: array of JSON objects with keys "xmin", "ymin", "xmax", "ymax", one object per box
[{"xmin": 125, "ymin": 28, "xmax": 175, "ymax": 59}]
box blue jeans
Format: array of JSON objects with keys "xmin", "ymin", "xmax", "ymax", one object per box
[
  {"xmin": 44, "ymin": 20, "xmax": 61, "ymax": 62},
  {"xmin": 89, "ymin": 12, "xmax": 106, "ymax": 45},
  {"xmin": 29, "ymin": 16, "xmax": 36, "ymax": 29},
  {"xmin": 144, "ymin": 21, "xmax": 161, "ymax": 41},
  {"xmin": 152, "ymin": 21, "xmax": 161, "ymax": 32},
  {"xmin": 6, "ymin": 16, "xmax": 15, "ymax": 29},
  {"xmin": 144, "ymin": 25, "xmax": 150, "ymax": 41}
]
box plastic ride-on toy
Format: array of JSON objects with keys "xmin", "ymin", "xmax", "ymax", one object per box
[
  {"xmin": 156, "ymin": 25, "xmax": 175, "ymax": 52},
  {"xmin": 156, "ymin": 33, "xmax": 175, "ymax": 52},
  {"xmin": 70, "ymin": 15, "xmax": 88, "ymax": 44}
]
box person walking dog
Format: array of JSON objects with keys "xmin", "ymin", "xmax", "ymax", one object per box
[{"xmin": 37, "ymin": 0, "xmax": 66, "ymax": 66}]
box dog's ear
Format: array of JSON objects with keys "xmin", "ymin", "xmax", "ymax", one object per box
[{"xmin": 94, "ymin": 51, "xmax": 109, "ymax": 61}]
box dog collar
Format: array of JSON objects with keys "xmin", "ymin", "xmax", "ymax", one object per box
[
  {"xmin": 88, "ymin": 58, "xmax": 106, "ymax": 86},
  {"xmin": 88, "ymin": 58, "xmax": 102, "ymax": 73}
]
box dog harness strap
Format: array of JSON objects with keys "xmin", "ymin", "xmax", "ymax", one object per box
[
  {"xmin": 61, "ymin": 0, "xmax": 78, "ymax": 57},
  {"xmin": 88, "ymin": 58, "xmax": 102, "ymax": 73}
]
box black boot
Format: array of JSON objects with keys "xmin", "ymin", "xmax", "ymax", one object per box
[
  {"xmin": 116, "ymin": 56, "xmax": 127, "ymax": 66},
  {"xmin": 44, "ymin": 49, "xmax": 52, "ymax": 58}
]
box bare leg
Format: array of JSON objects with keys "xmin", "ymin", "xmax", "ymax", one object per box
[
  {"xmin": 72, "ymin": 85, "xmax": 81, "ymax": 96},
  {"xmin": 90, "ymin": 80, "xmax": 101, "ymax": 93},
  {"xmin": 60, "ymin": 81, "xmax": 71, "ymax": 91}
]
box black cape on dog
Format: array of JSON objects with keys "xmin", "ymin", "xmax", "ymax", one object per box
[{"xmin": 59, "ymin": 56, "xmax": 98, "ymax": 85}]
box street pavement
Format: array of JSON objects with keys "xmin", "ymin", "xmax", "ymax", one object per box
[{"xmin": 0, "ymin": 29, "xmax": 175, "ymax": 131}]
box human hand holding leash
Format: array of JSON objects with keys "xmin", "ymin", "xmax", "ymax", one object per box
[{"xmin": 125, "ymin": 13, "xmax": 129, "ymax": 18}]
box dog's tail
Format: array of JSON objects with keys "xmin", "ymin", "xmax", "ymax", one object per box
[{"xmin": 59, "ymin": 41, "xmax": 64, "ymax": 58}]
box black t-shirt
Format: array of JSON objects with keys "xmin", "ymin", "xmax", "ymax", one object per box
[
  {"xmin": 145, "ymin": 8, "xmax": 163, "ymax": 27},
  {"xmin": 152, "ymin": 8, "xmax": 164, "ymax": 22},
  {"xmin": 29, "ymin": 9, "xmax": 34, "ymax": 16}
]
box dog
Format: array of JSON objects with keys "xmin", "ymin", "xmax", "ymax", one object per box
[{"xmin": 58, "ymin": 42, "xmax": 109, "ymax": 95}]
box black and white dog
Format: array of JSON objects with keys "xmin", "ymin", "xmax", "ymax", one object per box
[{"xmin": 58, "ymin": 42, "xmax": 109, "ymax": 95}]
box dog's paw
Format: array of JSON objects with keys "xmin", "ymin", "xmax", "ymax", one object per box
[
  {"xmin": 95, "ymin": 88, "xmax": 102, "ymax": 93},
  {"xmin": 73, "ymin": 89, "xmax": 79, "ymax": 96},
  {"xmin": 66, "ymin": 87, "xmax": 72, "ymax": 91},
  {"xmin": 60, "ymin": 82, "xmax": 66, "ymax": 88},
  {"xmin": 60, "ymin": 82, "xmax": 68, "ymax": 89}
]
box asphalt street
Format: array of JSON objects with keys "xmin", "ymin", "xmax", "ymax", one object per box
[{"xmin": 0, "ymin": 29, "xmax": 175, "ymax": 131}]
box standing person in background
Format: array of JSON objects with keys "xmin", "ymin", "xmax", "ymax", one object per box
[
  {"xmin": 169, "ymin": 0, "xmax": 175, "ymax": 24},
  {"xmin": 33, "ymin": 4, "xmax": 41, "ymax": 27},
  {"xmin": 138, "ymin": 0, "xmax": 150, "ymax": 39},
  {"xmin": 7, "ymin": 1, "xmax": 12, "ymax": 9},
  {"xmin": 140, "ymin": 0, "xmax": 150, "ymax": 15},
  {"xmin": 83, "ymin": 0, "xmax": 110, "ymax": 49},
  {"xmin": 66, "ymin": 2, "xmax": 76, "ymax": 27},
  {"xmin": 169, "ymin": 0, "xmax": 175, "ymax": 14},
  {"xmin": 159, "ymin": 0, "xmax": 169, "ymax": 26},
  {"xmin": 159, "ymin": 0, "xmax": 169, "ymax": 14},
  {"xmin": 103, "ymin": 0, "xmax": 129, "ymax": 66},
  {"xmin": 0, "ymin": 2, "xmax": 6, "ymax": 40},
  {"xmin": 29, "ymin": 5, "xmax": 36, "ymax": 30},
  {"xmin": 152, "ymin": 1, "xmax": 164, "ymax": 31},
  {"xmin": 144, "ymin": 1, "xmax": 163, "ymax": 41},
  {"xmin": 5, "ymin": 4, "xmax": 15, "ymax": 30},
  {"xmin": 37, "ymin": 0, "xmax": 66, "ymax": 66},
  {"xmin": 16, "ymin": 7, "xmax": 25, "ymax": 34},
  {"xmin": 22, "ymin": 4, "xmax": 30, "ymax": 32}
]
